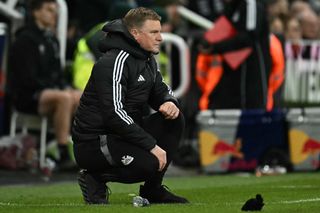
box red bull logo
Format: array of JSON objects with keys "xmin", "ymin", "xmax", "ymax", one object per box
[
  {"xmin": 289, "ymin": 129, "xmax": 320, "ymax": 169},
  {"xmin": 199, "ymin": 130, "xmax": 259, "ymax": 172},
  {"xmin": 213, "ymin": 139, "xmax": 244, "ymax": 159},
  {"xmin": 199, "ymin": 131, "xmax": 244, "ymax": 166},
  {"xmin": 302, "ymin": 138, "xmax": 320, "ymax": 155}
]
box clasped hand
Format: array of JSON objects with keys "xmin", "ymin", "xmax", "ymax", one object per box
[{"xmin": 159, "ymin": 101, "xmax": 179, "ymax": 120}]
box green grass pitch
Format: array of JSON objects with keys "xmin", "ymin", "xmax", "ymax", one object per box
[{"xmin": 0, "ymin": 172, "xmax": 319, "ymax": 212}]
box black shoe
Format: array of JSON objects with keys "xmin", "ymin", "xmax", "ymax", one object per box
[
  {"xmin": 139, "ymin": 185, "xmax": 189, "ymax": 204},
  {"xmin": 77, "ymin": 169, "xmax": 109, "ymax": 204}
]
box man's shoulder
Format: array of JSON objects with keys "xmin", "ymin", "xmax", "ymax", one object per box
[
  {"xmin": 101, "ymin": 49, "xmax": 132, "ymax": 62},
  {"xmin": 94, "ymin": 49, "xmax": 132, "ymax": 70},
  {"xmin": 14, "ymin": 27, "xmax": 43, "ymax": 44}
]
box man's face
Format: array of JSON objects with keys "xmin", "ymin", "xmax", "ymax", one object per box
[
  {"xmin": 33, "ymin": 2, "xmax": 58, "ymax": 30},
  {"xmin": 286, "ymin": 18, "xmax": 301, "ymax": 41},
  {"xmin": 131, "ymin": 20, "xmax": 162, "ymax": 54},
  {"xmin": 301, "ymin": 13, "xmax": 320, "ymax": 39}
]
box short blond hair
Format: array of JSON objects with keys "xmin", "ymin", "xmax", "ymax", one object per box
[{"xmin": 123, "ymin": 7, "xmax": 161, "ymax": 30}]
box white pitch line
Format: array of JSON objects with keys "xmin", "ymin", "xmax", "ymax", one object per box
[
  {"xmin": 1, "ymin": 198, "xmax": 320, "ymax": 207},
  {"xmin": 271, "ymin": 185, "xmax": 315, "ymax": 189},
  {"xmin": 278, "ymin": 198, "xmax": 320, "ymax": 204},
  {"xmin": 0, "ymin": 202, "xmax": 86, "ymax": 207}
]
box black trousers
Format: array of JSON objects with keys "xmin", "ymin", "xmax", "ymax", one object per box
[{"xmin": 73, "ymin": 112, "xmax": 184, "ymax": 185}]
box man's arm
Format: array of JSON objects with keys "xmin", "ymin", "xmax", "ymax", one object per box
[
  {"xmin": 92, "ymin": 50, "xmax": 157, "ymax": 150},
  {"xmin": 148, "ymin": 61, "xmax": 179, "ymax": 112}
]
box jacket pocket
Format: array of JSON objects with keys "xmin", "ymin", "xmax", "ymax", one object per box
[{"xmin": 99, "ymin": 135, "xmax": 116, "ymax": 166}]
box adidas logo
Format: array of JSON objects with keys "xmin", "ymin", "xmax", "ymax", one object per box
[
  {"xmin": 121, "ymin": 155, "xmax": 134, "ymax": 165},
  {"xmin": 138, "ymin": 75, "xmax": 145, "ymax": 82}
]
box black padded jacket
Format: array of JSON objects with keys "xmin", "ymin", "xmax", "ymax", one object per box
[{"xmin": 72, "ymin": 19, "xmax": 178, "ymax": 151}]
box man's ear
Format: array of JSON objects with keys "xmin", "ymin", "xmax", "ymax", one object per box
[{"xmin": 130, "ymin": 28, "xmax": 139, "ymax": 39}]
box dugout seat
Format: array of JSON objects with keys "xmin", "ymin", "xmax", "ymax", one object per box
[{"xmin": 9, "ymin": 110, "xmax": 52, "ymax": 169}]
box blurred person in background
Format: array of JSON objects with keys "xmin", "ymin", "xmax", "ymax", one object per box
[
  {"xmin": 285, "ymin": 16, "xmax": 302, "ymax": 59},
  {"xmin": 154, "ymin": 0, "xmax": 186, "ymax": 35},
  {"xmin": 266, "ymin": 33, "xmax": 285, "ymax": 111},
  {"xmin": 285, "ymin": 16, "xmax": 302, "ymax": 42},
  {"xmin": 297, "ymin": 9, "xmax": 320, "ymax": 59},
  {"xmin": 267, "ymin": 0, "xmax": 289, "ymax": 22},
  {"xmin": 198, "ymin": 0, "xmax": 271, "ymax": 109},
  {"xmin": 308, "ymin": 0, "xmax": 320, "ymax": 14},
  {"xmin": 71, "ymin": 2, "xmax": 134, "ymax": 90},
  {"xmin": 7, "ymin": 0, "xmax": 81, "ymax": 169},
  {"xmin": 290, "ymin": 0, "xmax": 313, "ymax": 17},
  {"xmin": 298, "ymin": 9, "xmax": 320, "ymax": 40},
  {"xmin": 265, "ymin": 1, "xmax": 287, "ymax": 111},
  {"xmin": 270, "ymin": 16, "xmax": 285, "ymax": 35}
]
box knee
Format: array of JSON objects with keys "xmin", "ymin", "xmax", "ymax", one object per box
[
  {"xmin": 58, "ymin": 92, "xmax": 73, "ymax": 108},
  {"xmin": 135, "ymin": 156, "xmax": 159, "ymax": 177},
  {"xmin": 166, "ymin": 112, "xmax": 185, "ymax": 133},
  {"xmin": 72, "ymin": 90, "xmax": 82, "ymax": 105},
  {"xmin": 175, "ymin": 112, "xmax": 185, "ymax": 129}
]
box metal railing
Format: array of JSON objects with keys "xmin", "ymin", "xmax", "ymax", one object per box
[
  {"xmin": 177, "ymin": 6, "xmax": 213, "ymax": 30},
  {"xmin": 56, "ymin": 0, "xmax": 68, "ymax": 67},
  {"xmin": 0, "ymin": 0, "xmax": 23, "ymax": 20},
  {"xmin": 161, "ymin": 33, "xmax": 190, "ymax": 98}
]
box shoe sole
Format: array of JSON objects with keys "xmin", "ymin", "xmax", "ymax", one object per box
[
  {"xmin": 78, "ymin": 170, "xmax": 108, "ymax": 204},
  {"xmin": 78, "ymin": 171, "xmax": 91, "ymax": 204}
]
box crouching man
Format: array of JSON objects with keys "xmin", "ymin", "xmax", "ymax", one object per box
[{"xmin": 72, "ymin": 7, "xmax": 189, "ymax": 205}]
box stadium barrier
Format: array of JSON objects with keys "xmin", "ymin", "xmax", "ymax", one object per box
[
  {"xmin": 196, "ymin": 107, "xmax": 320, "ymax": 173},
  {"xmin": 195, "ymin": 40, "xmax": 320, "ymax": 174}
]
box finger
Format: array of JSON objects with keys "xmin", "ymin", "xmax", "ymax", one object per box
[
  {"xmin": 172, "ymin": 110, "xmax": 179, "ymax": 119},
  {"xmin": 158, "ymin": 106, "xmax": 164, "ymax": 113},
  {"xmin": 160, "ymin": 109, "xmax": 170, "ymax": 117},
  {"xmin": 159, "ymin": 105, "xmax": 168, "ymax": 113},
  {"xmin": 163, "ymin": 158, "xmax": 167, "ymax": 168},
  {"xmin": 165, "ymin": 114, "xmax": 173, "ymax": 120},
  {"xmin": 159, "ymin": 161, "xmax": 164, "ymax": 171},
  {"xmin": 165, "ymin": 110, "xmax": 178, "ymax": 120},
  {"xmin": 162, "ymin": 156, "xmax": 167, "ymax": 170},
  {"xmin": 160, "ymin": 162, "xmax": 165, "ymax": 171}
]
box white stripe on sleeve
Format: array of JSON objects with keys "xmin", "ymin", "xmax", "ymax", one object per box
[{"xmin": 112, "ymin": 50, "xmax": 133, "ymax": 125}]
